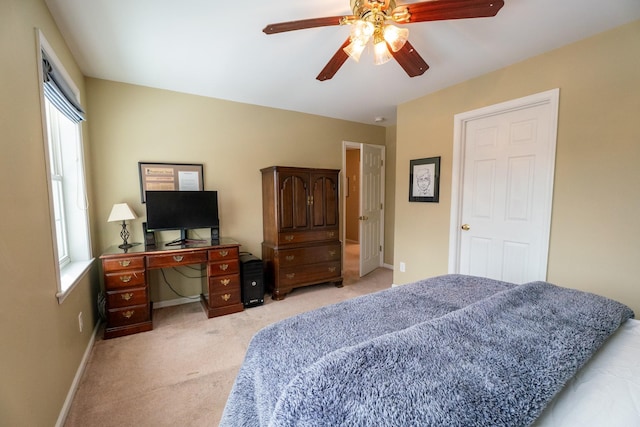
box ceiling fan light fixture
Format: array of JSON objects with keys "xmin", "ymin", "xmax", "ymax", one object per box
[
  {"xmin": 343, "ymin": 40, "xmax": 367, "ymax": 62},
  {"xmin": 383, "ymin": 24, "xmax": 408, "ymax": 52},
  {"xmin": 349, "ymin": 20, "xmax": 374, "ymax": 45},
  {"xmin": 373, "ymin": 40, "xmax": 393, "ymax": 65}
]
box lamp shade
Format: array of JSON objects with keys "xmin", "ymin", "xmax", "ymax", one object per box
[{"xmin": 107, "ymin": 203, "xmax": 137, "ymax": 222}]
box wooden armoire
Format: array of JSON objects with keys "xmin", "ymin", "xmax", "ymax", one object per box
[{"xmin": 261, "ymin": 166, "xmax": 343, "ymax": 300}]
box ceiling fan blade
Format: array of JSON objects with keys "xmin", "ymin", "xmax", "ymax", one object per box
[
  {"xmin": 316, "ymin": 38, "xmax": 351, "ymax": 81},
  {"xmin": 394, "ymin": 0, "xmax": 504, "ymax": 23},
  {"xmin": 263, "ymin": 16, "xmax": 350, "ymax": 34},
  {"xmin": 391, "ymin": 40, "xmax": 429, "ymax": 77}
]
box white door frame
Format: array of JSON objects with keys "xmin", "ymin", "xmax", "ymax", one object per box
[
  {"xmin": 342, "ymin": 141, "xmax": 386, "ymax": 276},
  {"xmin": 448, "ymin": 89, "xmax": 560, "ymax": 276}
]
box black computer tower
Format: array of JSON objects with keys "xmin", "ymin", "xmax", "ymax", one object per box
[{"xmin": 239, "ymin": 253, "xmax": 264, "ymax": 307}]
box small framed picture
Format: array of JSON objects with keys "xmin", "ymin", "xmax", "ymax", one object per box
[
  {"xmin": 138, "ymin": 162, "xmax": 204, "ymax": 202},
  {"xmin": 409, "ymin": 157, "xmax": 440, "ymax": 203}
]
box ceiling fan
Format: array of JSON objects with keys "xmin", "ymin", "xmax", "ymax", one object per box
[{"xmin": 263, "ymin": 0, "xmax": 505, "ymax": 81}]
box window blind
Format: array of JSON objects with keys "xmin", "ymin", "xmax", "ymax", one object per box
[{"xmin": 41, "ymin": 50, "xmax": 85, "ymax": 123}]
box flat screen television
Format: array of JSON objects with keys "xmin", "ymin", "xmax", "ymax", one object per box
[{"xmin": 145, "ymin": 190, "xmax": 219, "ymax": 246}]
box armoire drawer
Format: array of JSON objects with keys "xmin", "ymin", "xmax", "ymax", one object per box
[
  {"xmin": 278, "ymin": 261, "xmax": 341, "ymax": 286},
  {"xmin": 277, "ymin": 229, "xmax": 339, "ymax": 245},
  {"xmin": 277, "ymin": 243, "xmax": 341, "ymax": 267}
]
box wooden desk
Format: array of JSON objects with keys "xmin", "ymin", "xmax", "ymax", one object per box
[{"xmin": 100, "ymin": 238, "xmax": 243, "ymax": 339}]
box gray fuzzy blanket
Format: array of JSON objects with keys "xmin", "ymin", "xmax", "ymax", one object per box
[{"xmin": 220, "ymin": 275, "xmax": 633, "ymax": 427}]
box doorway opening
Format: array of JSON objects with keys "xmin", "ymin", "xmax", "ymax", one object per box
[{"xmin": 342, "ymin": 141, "xmax": 385, "ymax": 281}]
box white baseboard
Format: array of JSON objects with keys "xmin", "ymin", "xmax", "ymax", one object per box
[
  {"xmin": 383, "ymin": 263, "xmax": 393, "ymax": 270},
  {"xmin": 56, "ymin": 320, "xmax": 100, "ymax": 427},
  {"xmin": 153, "ymin": 295, "xmax": 201, "ymax": 309}
]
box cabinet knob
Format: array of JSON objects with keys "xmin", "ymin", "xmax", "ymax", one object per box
[
  {"xmin": 220, "ymin": 279, "xmax": 230, "ymax": 286},
  {"xmin": 121, "ymin": 292, "xmax": 133, "ymax": 301},
  {"xmin": 285, "ymin": 235, "xmax": 294, "ymax": 241},
  {"xmin": 219, "ymin": 264, "xmax": 229, "ymax": 271},
  {"xmin": 118, "ymin": 260, "xmax": 131, "ymax": 267},
  {"xmin": 122, "ymin": 310, "xmax": 134, "ymax": 319},
  {"xmin": 219, "ymin": 250, "xmax": 229, "ymax": 257},
  {"xmin": 286, "ymin": 273, "xmax": 296, "ymax": 279},
  {"xmin": 221, "ymin": 294, "xmax": 231, "ymax": 301},
  {"xmin": 285, "ymin": 255, "xmax": 295, "ymax": 261},
  {"xmin": 119, "ymin": 275, "xmax": 132, "ymax": 283},
  {"xmin": 173, "ymin": 255, "xmax": 184, "ymax": 262}
]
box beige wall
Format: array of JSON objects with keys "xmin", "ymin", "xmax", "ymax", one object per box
[
  {"xmin": 86, "ymin": 78, "xmax": 387, "ymax": 300},
  {"xmin": 0, "ymin": 0, "xmax": 100, "ymax": 425},
  {"xmin": 393, "ymin": 20, "xmax": 640, "ymax": 314}
]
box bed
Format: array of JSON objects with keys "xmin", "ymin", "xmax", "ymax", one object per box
[{"xmin": 220, "ymin": 274, "xmax": 638, "ymax": 426}]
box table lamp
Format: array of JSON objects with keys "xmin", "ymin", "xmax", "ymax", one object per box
[{"xmin": 108, "ymin": 203, "xmax": 137, "ymax": 249}]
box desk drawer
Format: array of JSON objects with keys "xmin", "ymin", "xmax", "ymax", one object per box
[
  {"xmin": 208, "ymin": 259, "xmax": 239, "ymax": 277},
  {"xmin": 208, "ymin": 247, "xmax": 239, "ymax": 261},
  {"xmin": 208, "ymin": 289, "xmax": 241, "ymax": 308},
  {"xmin": 106, "ymin": 287, "xmax": 148, "ymax": 308},
  {"xmin": 102, "ymin": 256, "xmax": 145, "ymax": 272},
  {"xmin": 147, "ymin": 251, "xmax": 207, "ymax": 268},
  {"xmin": 106, "ymin": 304, "xmax": 149, "ymax": 328},
  {"xmin": 104, "ymin": 270, "xmax": 146, "ymax": 290},
  {"xmin": 208, "ymin": 274, "xmax": 240, "ymax": 294}
]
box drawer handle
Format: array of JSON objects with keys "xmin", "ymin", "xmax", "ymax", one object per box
[
  {"xmin": 119, "ymin": 275, "xmax": 132, "ymax": 283},
  {"xmin": 219, "ymin": 264, "xmax": 229, "ymax": 271},
  {"xmin": 220, "ymin": 279, "xmax": 230, "ymax": 286},
  {"xmin": 328, "ymin": 250, "xmax": 336, "ymax": 257},
  {"xmin": 284, "ymin": 235, "xmax": 294, "ymax": 241},
  {"xmin": 173, "ymin": 255, "xmax": 184, "ymax": 262},
  {"xmin": 121, "ymin": 292, "xmax": 134, "ymax": 301},
  {"xmin": 327, "ymin": 231, "xmax": 335, "ymax": 238},
  {"xmin": 221, "ymin": 294, "xmax": 231, "ymax": 301},
  {"xmin": 118, "ymin": 260, "xmax": 131, "ymax": 267},
  {"xmin": 329, "ymin": 267, "xmax": 337, "ymax": 273},
  {"xmin": 219, "ymin": 250, "xmax": 229, "ymax": 257},
  {"xmin": 285, "ymin": 255, "xmax": 295, "ymax": 261},
  {"xmin": 286, "ymin": 273, "xmax": 295, "ymax": 279},
  {"xmin": 122, "ymin": 310, "xmax": 134, "ymax": 319}
]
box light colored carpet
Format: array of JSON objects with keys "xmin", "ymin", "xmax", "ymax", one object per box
[{"xmin": 64, "ymin": 242, "xmax": 392, "ymax": 426}]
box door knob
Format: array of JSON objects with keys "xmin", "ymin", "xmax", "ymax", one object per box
[
  {"xmin": 461, "ymin": 224, "xmax": 470, "ymax": 231},
  {"xmin": 359, "ymin": 216, "xmax": 369, "ymax": 221}
]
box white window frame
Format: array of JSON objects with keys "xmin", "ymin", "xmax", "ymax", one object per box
[{"xmin": 38, "ymin": 30, "xmax": 94, "ymax": 303}]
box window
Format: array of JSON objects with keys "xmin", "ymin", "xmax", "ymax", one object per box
[{"xmin": 39, "ymin": 32, "xmax": 93, "ymax": 303}]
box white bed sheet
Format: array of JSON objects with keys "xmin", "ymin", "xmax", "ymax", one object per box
[{"xmin": 534, "ymin": 318, "xmax": 640, "ymax": 426}]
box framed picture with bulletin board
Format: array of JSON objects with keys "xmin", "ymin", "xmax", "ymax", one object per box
[
  {"xmin": 138, "ymin": 162, "xmax": 203, "ymax": 202},
  {"xmin": 409, "ymin": 156, "xmax": 440, "ymax": 203}
]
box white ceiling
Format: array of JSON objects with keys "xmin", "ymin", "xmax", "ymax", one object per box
[{"xmin": 44, "ymin": 0, "xmax": 640, "ymax": 126}]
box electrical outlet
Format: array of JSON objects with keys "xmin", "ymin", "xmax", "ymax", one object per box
[
  {"xmin": 399, "ymin": 262, "xmax": 406, "ymax": 272},
  {"xmin": 78, "ymin": 312, "xmax": 83, "ymax": 333}
]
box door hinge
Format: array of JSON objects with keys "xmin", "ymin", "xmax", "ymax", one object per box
[
  {"xmin": 380, "ymin": 203, "xmax": 383, "ymax": 210},
  {"xmin": 379, "ymin": 245, "xmax": 382, "ymax": 252}
]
